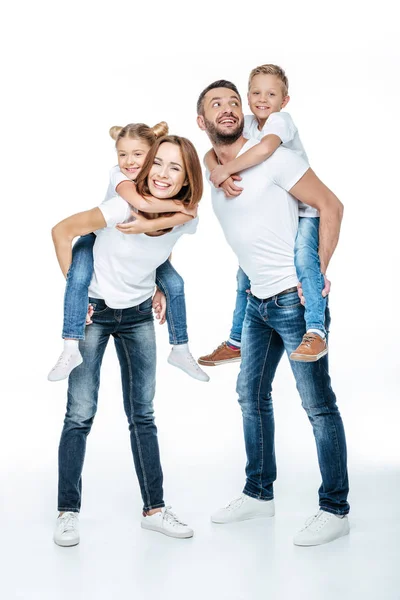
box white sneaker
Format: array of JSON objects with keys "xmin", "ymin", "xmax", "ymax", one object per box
[
  {"xmin": 53, "ymin": 512, "xmax": 80, "ymax": 547},
  {"xmin": 293, "ymin": 510, "xmax": 350, "ymax": 546},
  {"xmin": 141, "ymin": 506, "xmax": 194, "ymax": 539},
  {"xmin": 48, "ymin": 350, "xmax": 83, "ymax": 382},
  {"xmin": 168, "ymin": 348, "xmax": 210, "ymax": 382},
  {"xmin": 211, "ymin": 493, "xmax": 275, "ymax": 524}
]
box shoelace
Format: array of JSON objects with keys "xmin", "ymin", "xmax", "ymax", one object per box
[
  {"xmin": 301, "ymin": 334, "xmax": 318, "ymax": 348},
  {"xmin": 210, "ymin": 342, "xmax": 228, "ymax": 358},
  {"xmin": 162, "ymin": 506, "xmax": 187, "ymax": 527},
  {"xmin": 51, "ymin": 352, "xmax": 75, "ymax": 371},
  {"xmin": 58, "ymin": 512, "xmax": 77, "ymax": 532},
  {"xmin": 225, "ymin": 495, "xmax": 245, "ymax": 511},
  {"xmin": 186, "ymin": 352, "xmax": 204, "ymax": 372},
  {"xmin": 302, "ymin": 510, "xmax": 330, "ymax": 531}
]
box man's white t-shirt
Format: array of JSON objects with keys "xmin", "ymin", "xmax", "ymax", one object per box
[
  {"xmin": 88, "ymin": 196, "xmax": 198, "ymax": 308},
  {"xmin": 244, "ymin": 113, "xmax": 318, "ymax": 218},
  {"xmin": 209, "ymin": 141, "xmax": 309, "ymax": 299}
]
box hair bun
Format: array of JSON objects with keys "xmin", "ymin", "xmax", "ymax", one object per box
[
  {"xmin": 151, "ymin": 121, "xmax": 169, "ymax": 138},
  {"xmin": 109, "ymin": 126, "xmax": 123, "ymax": 140}
]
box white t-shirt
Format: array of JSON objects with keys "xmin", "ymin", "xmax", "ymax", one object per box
[
  {"xmin": 88, "ymin": 196, "xmax": 198, "ymax": 308},
  {"xmin": 104, "ymin": 165, "xmax": 130, "ymax": 202},
  {"xmin": 244, "ymin": 113, "xmax": 318, "ymax": 218},
  {"xmin": 209, "ymin": 141, "xmax": 309, "ymax": 299}
]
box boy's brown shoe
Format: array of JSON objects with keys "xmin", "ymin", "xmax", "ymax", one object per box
[
  {"xmin": 290, "ymin": 333, "xmax": 328, "ymax": 362},
  {"xmin": 198, "ymin": 342, "xmax": 241, "ymax": 366}
]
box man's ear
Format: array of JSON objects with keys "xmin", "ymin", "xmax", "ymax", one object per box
[
  {"xmin": 197, "ymin": 115, "xmax": 206, "ymax": 131},
  {"xmin": 281, "ymin": 95, "xmax": 290, "ymax": 109}
]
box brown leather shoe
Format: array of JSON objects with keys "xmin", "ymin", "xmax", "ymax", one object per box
[
  {"xmin": 198, "ymin": 342, "xmax": 241, "ymax": 366},
  {"xmin": 290, "ymin": 333, "xmax": 328, "ymax": 362}
]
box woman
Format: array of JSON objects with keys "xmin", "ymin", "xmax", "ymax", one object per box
[{"xmin": 51, "ymin": 135, "xmax": 203, "ymax": 545}]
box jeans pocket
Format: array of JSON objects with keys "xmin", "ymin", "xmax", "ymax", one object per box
[
  {"xmin": 137, "ymin": 297, "xmax": 153, "ymax": 315},
  {"xmin": 88, "ymin": 298, "xmax": 108, "ymax": 314},
  {"xmin": 274, "ymin": 291, "xmax": 301, "ymax": 308}
]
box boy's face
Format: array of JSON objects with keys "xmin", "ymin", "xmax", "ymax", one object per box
[{"xmin": 247, "ymin": 74, "xmax": 290, "ymax": 122}]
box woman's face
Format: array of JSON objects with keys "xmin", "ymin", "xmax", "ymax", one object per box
[
  {"xmin": 148, "ymin": 142, "xmax": 187, "ymax": 199},
  {"xmin": 117, "ymin": 137, "xmax": 151, "ymax": 180}
]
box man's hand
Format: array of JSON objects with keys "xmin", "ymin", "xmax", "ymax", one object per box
[
  {"xmin": 221, "ymin": 175, "xmax": 243, "ymax": 198},
  {"xmin": 210, "ymin": 165, "xmax": 231, "ymax": 187},
  {"xmin": 116, "ymin": 212, "xmax": 150, "ymax": 234},
  {"xmin": 85, "ymin": 303, "xmax": 94, "ymax": 325},
  {"xmin": 152, "ymin": 288, "xmax": 166, "ymax": 324},
  {"xmin": 297, "ymin": 275, "xmax": 331, "ymax": 305}
]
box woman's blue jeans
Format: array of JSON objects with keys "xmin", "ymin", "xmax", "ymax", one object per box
[{"xmin": 62, "ymin": 235, "xmax": 188, "ymax": 344}]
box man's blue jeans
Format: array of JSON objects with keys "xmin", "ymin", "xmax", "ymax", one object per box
[
  {"xmin": 58, "ymin": 296, "xmax": 165, "ymax": 513},
  {"xmin": 62, "ymin": 235, "xmax": 188, "ymax": 344},
  {"xmin": 237, "ymin": 290, "xmax": 349, "ymax": 515}
]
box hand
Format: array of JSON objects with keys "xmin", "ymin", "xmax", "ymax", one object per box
[
  {"xmin": 221, "ymin": 175, "xmax": 243, "ymax": 198},
  {"xmin": 210, "ymin": 165, "xmax": 231, "ymax": 187},
  {"xmin": 297, "ymin": 275, "xmax": 331, "ymax": 306},
  {"xmin": 181, "ymin": 205, "xmax": 198, "ymax": 218},
  {"xmin": 85, "ymin": 304, "xmax": 94, "ymax": 325},
  {"xmin": 116, "ymin": 211, "xmax": 149, "ymax": 234},
  {"xmin": 152, "ymin": 288, "xmax": 166, "ymax": 325}
]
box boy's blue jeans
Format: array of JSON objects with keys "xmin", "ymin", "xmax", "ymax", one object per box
[
  {"xmin": 237, "ymin": 290, "xmax": 349, "ymax": 515},
  {"xmin": 228, "ymin": 216, "xmax": 325, "ymax": 344},
  {"xmin": 58, "ymin": 297, "xmax": 165, "ymax": 513},
  {"xmin": 62, "ymin": 235, "xmax": 188, "ymax": 345}
]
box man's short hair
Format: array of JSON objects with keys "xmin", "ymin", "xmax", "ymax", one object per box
[
  {"xmin": 197, "ymin": 80, "xmax": 241, "ymax": 115},
  {"xmin": 248, "ymin": 64, "xmax": 289, "ymax": 97}
]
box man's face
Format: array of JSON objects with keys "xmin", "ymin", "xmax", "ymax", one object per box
[{"xmin": 197, "ymin": 87, "xmax": 244, "ymax": 145}]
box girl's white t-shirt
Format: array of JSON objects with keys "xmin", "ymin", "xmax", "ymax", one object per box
[
  {"xmin": 88, "ymin": 196, "xmax": 198, "ymax": 308},
  {"xmin": 104, "ymin": 165, "xmax": 130, "ymax": 202},
  {"xmin": 244, "ymin": 113, "xmax": 318, "ymax": 218}
]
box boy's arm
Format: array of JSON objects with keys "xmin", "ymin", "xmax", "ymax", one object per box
[
  {"xmin": 289, "ymin": 169, "xmax": 344, "ymax": 273},
  {"xmin": 116, "ymin": 209, "xmax": 197, "ymax": 235},
  {"xmin": 116, "ymin": 180, "xmax": 190, "ymax": 214},
  {"xmin": 204, "ymin": 148, "xmax": 219, "ymax": 172},
  {"xmin": 52, "ymin": 208, "xmax": 106, "ymax": 277},
  {"xmin": 210, "ymin": 135, "xmax": 282, "ymax": 187}
]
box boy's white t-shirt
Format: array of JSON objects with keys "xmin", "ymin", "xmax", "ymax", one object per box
[
  {"xmin": 244, "ymin": 113, "xmax": 318, "ymax": 218},
  {"xmin": 88, "ymin": 196, "xmax": 198, "ymax": 308},
  {"xmin": 209, "ymin": 141, "xmax": 309, "ymax": 299}
]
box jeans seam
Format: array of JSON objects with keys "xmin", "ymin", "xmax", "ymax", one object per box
[
  {"xmin": 317, "ymin": 361, "xmax": 343, "ymax": 486},
  {"xmin": 156, "ymin": 274, "xmax": 178, "ymax": 345},
  {"xmin": 143, "ymin": 501, "xmax": 165, "ymax": 512},
  {"xmin": 256, "ymin": 326, "xmax": 274, "ymax": 498},
  {"xmin": 120, "ymin": 336, "xmax": 151, "ymax": 509}
]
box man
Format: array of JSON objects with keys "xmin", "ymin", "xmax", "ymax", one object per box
[{"xmin": 197, "ymin": 80, "xmax": 349, "ymax": 546}]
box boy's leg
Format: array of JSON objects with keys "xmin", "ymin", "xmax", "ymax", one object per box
[
  {"xmin": 198, "ymin": 267, "xmax": 249, "ymax": 367},
  {"xmin": 291, "ymin": 218, "xmax": 327, "ymax": 362},
  {"xmin": 156, "ymin": 261, "xmax": 209, "ymax": 382}
]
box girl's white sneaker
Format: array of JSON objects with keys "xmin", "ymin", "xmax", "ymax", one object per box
[
  {"xmin": 48, "ymin": 350, "xmax": 83, "ymax": 381},
  {"xmin": 141, "ymin": 506, "xmax": 194, "ymax": 539}
]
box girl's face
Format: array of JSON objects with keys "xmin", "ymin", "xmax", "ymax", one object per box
[
  {"xmin": 117, "ymin": 137, "xmax": 151, "ymax": 180},
  {"xmin": 148, "ymin": 142, "xmax": 187, "ymax": 199}
]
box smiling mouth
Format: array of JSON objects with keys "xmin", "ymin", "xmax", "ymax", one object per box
[
  {"xmin": 125, "ymin": 166, "xmax": 139, "ymax": 172},
  {"xmin": 218, "ymin": 116, "xmax": 238, "ymax": 126},
  {"xmin": 256, "ymin": 106, "xmax": 270, "ymax": 110},
  {"xmin": 153, "ymin": 180, "xmax": 170, "ymax": 190}
]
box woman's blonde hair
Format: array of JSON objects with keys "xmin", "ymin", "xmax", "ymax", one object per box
[
  {"xmin": 135, "ymin": 135, "xmax": 203, "ymax": 235},
  {"xmin": 109, "ymin": 121, "xmax": 169, "ymax": 146}
]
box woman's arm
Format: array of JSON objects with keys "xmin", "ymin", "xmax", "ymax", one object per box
[
  {"xmin": 210, "ymin": 134, "xmax": 282, "ymax": 187},
  {"xmin": 51, "ymin": 208, "xmax": 106, "ymax": 277},
  {"xmin": 116, "ymin": 180, "xmax": 190, "ymax": 214},
  {"xmin": 116, "ymin": 209, "xmax": 196, "ymax": 235}
]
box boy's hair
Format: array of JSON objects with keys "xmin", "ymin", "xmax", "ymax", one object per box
[
  {"xmin": 248, "ymin": 64, "xmax": 289, "ymax": 97},
  {"xmin": 197, "ymin": 80, "xmax": 241, "ymax": 115},
  {"xmin": 109, "ymin": 122, "xmax": 169, "ymax": 146}
]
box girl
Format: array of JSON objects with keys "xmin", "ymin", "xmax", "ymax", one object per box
[{"xmin": 48, "ymin": 122, "xmax": 209, "ymax": 382}]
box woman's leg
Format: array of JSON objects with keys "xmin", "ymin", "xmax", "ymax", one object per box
[{"xmin": 156, "ymin": 260, "xmax": 209, "ymax": 382}]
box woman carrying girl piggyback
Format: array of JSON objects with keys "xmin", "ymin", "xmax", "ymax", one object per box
[{"xmin": 48, "ymin": 122, "xmax": 209, "ymax": 383}]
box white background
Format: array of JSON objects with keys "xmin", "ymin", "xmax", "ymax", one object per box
[{"xmin": 1, "ymin": 1, "xmax": 399, "ymax": 599}]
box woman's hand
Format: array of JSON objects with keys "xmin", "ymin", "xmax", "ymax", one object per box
[
  {"xmin": 297, "ymin": 275, "xmax": 331, "ymax": 305},
  {"xmin": 210, "ymin": 165, "xmax": 231, "ymax": 187},
  {"xmin": 152, "ymin": 288, "xmax": 166, "ymax": 324},
  {"xmin": 181, "ymin": 205, "xmax": 198, "ymax": 218},
  {"xmin": 221, "ymin": 175, "xmax": 243, "ymax": 198},
  {"xmin": 116, "ymin": 212, "xmax": 150, "ymax": 235}
]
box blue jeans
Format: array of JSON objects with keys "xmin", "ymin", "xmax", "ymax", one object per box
[
  {"xmin": 62, "ymin": 236, "xmax": 188, "ymax": 344},
  {"xmin": 294, "ymin": 217, "xmax": 326, "ymax": 334},
  {"xmin": 58, "ymin": 296, "xmax": 164, "ymax": 513},
  {"xmin": 229, "ymin": 267, "xmax": 250, "ymax": 345},
  {"xmin": 237, "ymin": 291, "xmax": 349, "ymax": 515}
]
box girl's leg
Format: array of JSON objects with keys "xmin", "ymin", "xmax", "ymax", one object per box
[
  {"xmin": 290, "ymin": 217, "xmax": 328, "ymax": 362},
  {"xmin": 155, "ymin": 260, "xmax": 209, "ymax": 382},
  {"xmin": 49, "ymin": 234, "xmax": 95, "ymax": 382}
]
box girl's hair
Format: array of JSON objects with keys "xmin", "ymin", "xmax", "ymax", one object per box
[
  {"xmin": 109, "ymin": 121, "xmax": 169, "ymax": 145},
  {"xmin": 135, "ymin": 135, "xmax": 203, "ymax": 235}
]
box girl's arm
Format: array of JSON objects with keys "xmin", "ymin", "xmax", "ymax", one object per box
[
  {"xmin": 52, "ymin": 208, "xmax": 106, "ymax": 277},
  {"xmin": 116, "ymin": 180, "xmax": 191, "ymax": 214},
  {"xmin": 116, "ymin": 209, "xmax": 196, "ymax": 235},
  {"xmin": 210, "ymin": 134, "xmax": 282, "ymax": 187}
]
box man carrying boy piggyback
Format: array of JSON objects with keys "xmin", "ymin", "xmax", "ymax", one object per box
[{"xmin": 199, "ymin": 65, "xmax": 329, "ymax": 366}]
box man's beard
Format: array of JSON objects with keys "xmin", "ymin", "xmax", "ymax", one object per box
[{"xmin": 204, "ymin": 116, "xmax": 244, "ymax": 146}]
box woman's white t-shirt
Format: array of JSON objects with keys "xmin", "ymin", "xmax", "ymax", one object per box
[{"xmin": 88, "ymin": 196, "xmax": 198, "ymax": 308}]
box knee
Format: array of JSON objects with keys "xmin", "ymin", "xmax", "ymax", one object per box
[
  {"xmin": 165, "ymin": 273, "xmax": 184, "ymax": 297},
  {"xmin": 67, "ymin": 262, "xmax": 93, "ymax": 289}
]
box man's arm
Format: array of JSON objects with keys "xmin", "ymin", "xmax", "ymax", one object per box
[
  {"xmin": 289, "ymin": 169, "xmax": 344, "ymax": 274},
  {"xmin": 51, "ymin": 208, "xmax": 106, "ymax": 277}
]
